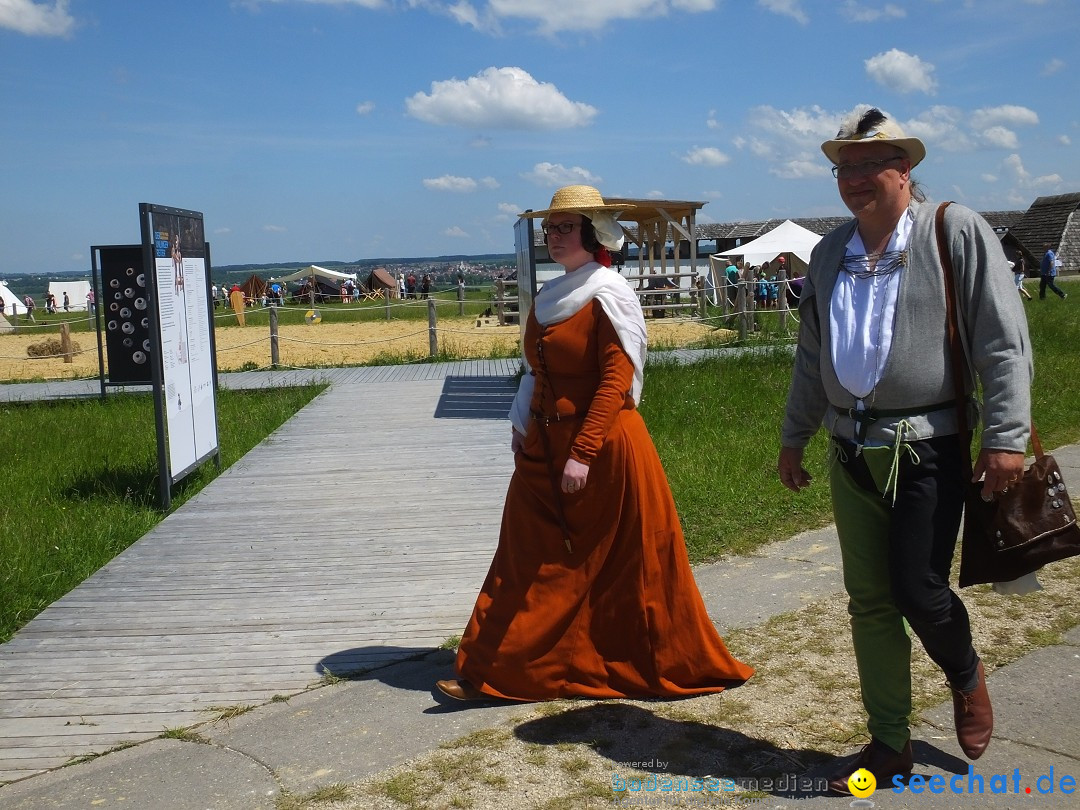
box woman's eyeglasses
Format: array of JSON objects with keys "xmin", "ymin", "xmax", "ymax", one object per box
[
  {"xmin": 831, "ymin": 156, "xmax": 904, "ymax": 179},
  {"xmin": 542, "ymin": 222, "xmax": 579, "ymax": 236}
]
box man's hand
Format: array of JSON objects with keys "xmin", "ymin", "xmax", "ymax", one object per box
[
  {"xmin": 972, "ymin": 448, "xmax": 1026, "ymax": 499},
  {"xmin": 778, "ymin": 446, "xmax": 813, "ymax": 492}
]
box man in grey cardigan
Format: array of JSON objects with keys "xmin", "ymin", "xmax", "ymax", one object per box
[{"xmin": 777, "ymin": 107, "xmax": 1032, "ymax": 794}]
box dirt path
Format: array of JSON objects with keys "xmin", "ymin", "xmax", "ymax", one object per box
[{"xmin": 0, "ymin": 317, "xmax": 723, "ymax": 381}]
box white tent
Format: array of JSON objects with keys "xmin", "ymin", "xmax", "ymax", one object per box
[
  {"xmin": 713, "ymin": 219, "xmax": 823, "ymax": 270},
  {"xmin": 48, "ymin": 280, "xmax": 92, "ymax": 312},
  {"xmin": 269, "ymin": 265, "xmax": 357, "ymax": 284},
  {"xmin": 0, "ymin": 281, "xmax": 26, "ymax": 316}
]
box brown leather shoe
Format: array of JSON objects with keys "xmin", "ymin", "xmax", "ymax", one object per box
[
  {"xmin": 827, "ymin": 738, "xmax": 913, "ymax": 795},
  {"xmin": 951, "ymin": 659, "xmax": 993, "ymax": 759},
  {"xmin": 435, "ymin": 678, "xmax": 485, "ymax": 701}
]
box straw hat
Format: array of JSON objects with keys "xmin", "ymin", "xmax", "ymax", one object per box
[
  {"xmin": 821, "ymin": 106, "xmax": 925, "ymax": 168},
  {"xmin": 519, "ymin": 184, "xmax": 633, "ymax": 220}
]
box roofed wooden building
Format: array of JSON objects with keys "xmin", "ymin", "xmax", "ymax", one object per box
[{"xmin": 1005, "ymin": 192, "xmax": 1080, "ymax": 274}]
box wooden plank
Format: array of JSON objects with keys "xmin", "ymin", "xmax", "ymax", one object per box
[{"xmin": 0, "ymin": 370, "xmax": 515, "ymax": 778}]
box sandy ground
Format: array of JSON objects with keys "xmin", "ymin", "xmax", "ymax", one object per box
[{"xmin": 0, "ymin": 317, "xmax": 723, "ymax": 382}]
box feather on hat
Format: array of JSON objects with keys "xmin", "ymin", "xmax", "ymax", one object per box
[{"xmin": 821, "ymin": 105, "xmax": 926, "ymax": 168}]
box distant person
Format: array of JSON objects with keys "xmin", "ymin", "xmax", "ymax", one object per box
[
  {"xmin": 45, "ymin": 291, "xmax": 56, "ymax": 314},
  {"xmin": 211, "ymin": 283, "xmax": 219, "ymax": 308},
  {"xmin": 86, "ymin": 289, "xmax": 95, "ymax": 313},
  {"xmin": 420, "ymin": 274, "xmax": 431, "ymax": 299},
  {"xmin": 1040, "ymin": 244, "xmax": 1067, "ymax": 300},
  {"xmin": 436, "ymin": 183, "xmax": 753, "ymax": 703},
  {"xmin": 406, "ymin": 273, "xmax": 417, "ymax": 299},
  {"xmin": 1011, "ymin": 259, "xmax": 1032, "ymax": 301},
  {"xmin": 23, "ymin": 295, "xmax": 35, "ymax": 322},
  {"xmin": 398, "ymin": 274, "xmax": 406, "ymax": 300},
  {"xmin": 724, "ymin": 259, "xmax": 739, "ymax": 305},
  {"xmin": 0, "ymin": 294, "xmax": 5, "ymax": 316},
  {"xmin": 63, "ymin": 291, "xmax": 70, "ymax": 312}
]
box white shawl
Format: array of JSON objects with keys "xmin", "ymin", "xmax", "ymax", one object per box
[{"xmin": 509, "ymin": 262, "xmax": 647, "ymax": 434}]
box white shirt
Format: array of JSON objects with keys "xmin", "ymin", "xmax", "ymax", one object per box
[{"xmin": 830, "ymin": 210, "xmax": 914, "ymax": 401}]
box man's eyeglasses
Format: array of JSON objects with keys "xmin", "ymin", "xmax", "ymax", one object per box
[
  {"xmin": 542, "ymin": 222, "xmax": 579, "ymax": 236},
  {"xmin": 831, "ymin": 157, "xmax": 905, "ymax": 180}
]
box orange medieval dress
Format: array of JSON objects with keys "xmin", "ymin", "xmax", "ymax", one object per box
[{"xmin": 455, "ymin": 298, "xmax": 753, "ymax": 700}]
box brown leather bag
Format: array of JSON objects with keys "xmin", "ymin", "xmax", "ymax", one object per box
[{"xmin": 936, "ymin": 202, "xmax": 1080, "ymax": 587}]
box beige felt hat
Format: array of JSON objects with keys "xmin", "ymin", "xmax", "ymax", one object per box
[
  {"xmin": 519, "ymin": 185, "xmax": 633, "ymax": 220},
  {"xmin": 821, "ymin": 106, "xmax": 925, "ymax": 168}
]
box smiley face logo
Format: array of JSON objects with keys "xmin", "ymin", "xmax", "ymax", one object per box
[{"xmin": 848, "ymin": 768, "xmax": 876, "ymax": 797}]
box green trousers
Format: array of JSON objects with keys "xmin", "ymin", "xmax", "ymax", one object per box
[{"xmin": 830, "ymin": 444, "xmax": 913, "ymax": 753}]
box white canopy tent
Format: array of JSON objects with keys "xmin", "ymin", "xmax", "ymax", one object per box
[
  {"xmin": 269, "ymin": 265, "xmax": 357, "ymax": 284},
  {"xmin": 712, "ymin": 219, "xmax": 823, "ymax": 272},
  {"xmin": 48, "ymin": 280, "xmax": 92, "ymax": 312},
  {"xmin": 0, "ymin": 281, "xmax": 26, "ymax": 316}
]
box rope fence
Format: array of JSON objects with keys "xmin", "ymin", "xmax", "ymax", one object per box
[{"xmin": 2, "ymin": 278, "xmax": 801, "ymax": 372}]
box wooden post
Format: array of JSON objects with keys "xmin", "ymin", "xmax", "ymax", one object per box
[
  {"xmin": 269, "ymin": 304, "xmax": 280, "ymax": 368},
  {"xmin": 736, "ymin": 270, "xmax": 748, "ymax": 341},
  {"xmin": 495, "ymin": 278, "xmax": 505, "ymax": 326},
  {"xmin": 697, "ymin": 276, "xmax": 706, "ymax": 319},
  {"xmin": 428, "ymin": 297, "xmax": 438, "ymax": 357},
  {"xmin": 777, "ymin": 266, "xmax": 789, "ymax": 334},
  {"xmin": 458, "ymin": 280, "xmax": 465, "ymax": 316},
  {"xmin": 384, "ymin": 288, "xmax": 391, "ymax": 320},
  {"xmin": 60, "ymin": 323, "xmax": 73, "ymax": 363}
]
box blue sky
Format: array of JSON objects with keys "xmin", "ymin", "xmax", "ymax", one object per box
[{"xmin": 1, "ymin": 0, "xmax": 1076, "ymax": 272}]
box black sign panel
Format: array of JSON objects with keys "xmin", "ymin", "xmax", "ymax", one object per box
[{"xmin": 99, "ymin": 246, "xmax": 152, "ymax": 384}]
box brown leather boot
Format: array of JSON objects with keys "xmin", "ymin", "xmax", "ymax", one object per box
[
  {"xmin": 827, "ymin": 738, "xmax": 913, "ymax": 795},
  {"xmin": 951, "ymin": 659, "xmax": 993, "ymax": 759},
  {"xmin": 435, "ymin": 678, "xmax": 485, "ymax": 701}
]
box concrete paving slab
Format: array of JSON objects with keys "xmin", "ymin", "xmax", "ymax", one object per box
[
  {"xmin": 202, "ymin": 650, "xmax": 527, "ymax": 795},
  {"xmin": 0, "ymin": 739, "xmax": 278, "ymax": 810},
  {"xmin": 695, "ymin": 527, "xmax": 844, "ymax": 634},
  {"xmin": 922, "ymin": 644, "xmax": 1080, "ymax": 757}
]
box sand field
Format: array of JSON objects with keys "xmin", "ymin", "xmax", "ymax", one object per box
[{"xmin": 0, "ymin": 317, "xmax": 722, "ymax": 382}]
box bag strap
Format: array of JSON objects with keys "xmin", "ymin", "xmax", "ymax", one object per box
[{"xmin": 934, "ymin": 202, "xmax": 1041, "ymax": 468}]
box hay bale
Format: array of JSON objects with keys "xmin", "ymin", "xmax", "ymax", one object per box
[{"xmin": 27, "ymin": 337, "xmax": 81, "ymax": 358}]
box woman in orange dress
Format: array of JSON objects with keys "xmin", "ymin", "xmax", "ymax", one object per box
[{"xmin": 436, "ymin": 186, "xmax": 753, "ymax": 702}]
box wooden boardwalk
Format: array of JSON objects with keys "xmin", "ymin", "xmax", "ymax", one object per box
[{"xmin": 0, "ymin": 361, "xmax": 522, "ymax": 782}]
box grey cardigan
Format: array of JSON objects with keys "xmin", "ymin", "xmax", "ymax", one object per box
[{"xmin": 781, "ymin": 199, "xmax": 1032, "ymax": 452}]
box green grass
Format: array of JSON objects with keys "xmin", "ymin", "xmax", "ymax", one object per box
[
  {"xmin": 0, "ymin": 383, "xmax": 325, "ymax": 642},
  {"xmin": 641, "ymin": 295, "xmax": 1080, "ymax": 563}
]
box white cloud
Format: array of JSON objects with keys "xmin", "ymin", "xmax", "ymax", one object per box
[
  {"xmin": 681, "ymin": 147, "xmax": 730, "ymax": 167},
  {"xmin": 0, "ymin": 0, "xmax": 74, "ymax": 36},
  {"xmin": 263, "ymin": 224, "xmax": 287, "ymax": 232},
  {"xmin": 521, "ymin": 162, "xmax": 601, "ymax": 187},
  {"xmin": 424, "ymin": 175, "xmax": 488, "ymax": 192},
  {"xmin": 981, "ymin": 173, "xmax": 997, "ymax": 183},
  {"xmin": 497, "ymin": 202, "xmax": 519, "ymax": 214},
  {"xmin": 479, "ymin": 176, "xmax": 499, "ymax": 189},
  {"xmin": 865, "ymin": 49, "xmax": 937, "ymax": 94},
  {"xmin": 770, "ymin": 159, "xmax": 830, "ymax": 179},
  {"xmin": 980, "ymin": 126, "xmax": 1019, "ymax": 149},
  {"xmin": 1059, "ymin": 135, "xmax": 1072, "ymax": 146},
  {"xmin": 1042, "ymin": 58, "xmax": 1065, "ymax": 76},
  {"xmin": 747, "ymin": 104, "xmax": 838, "ymax": 142},
  {"xmin": 485, "ymin": 0, "xmax": 717, "ymax": 33},
  {"xmin": 214, "ymin": 227, "xmax": 233, "ymax": 235},
  {"xmin": 1000, "ymin": 155, "xmax": 1059, "ymax": 189},
  {"xmin": 757, "ymin": 0, "xmax": 808, "ymax": 25},
  {"xmin": 471, "ymin": 135, "xmax": 492, "ymax": 148},
  {"xmin": 1034, "ymin": 174, "xmax": 1062, "ymax": 186},
  {"xmin": 443, "ymin": 226, "xmax": 469, "ymax": 238},
  {"xmin": 971, "ymin": 104, "xmax": 1038, "ymax": 130},
  {"xmin": 903, "ymin": 106, "xmax": 976, "ymax": 152},
  {"xmin": 840, "ymin": 1, "xmax": 904, "ymax": 22},
  {"xmin": 355, "ymin": 101, "xmax": 375, "ymax": 116},
  {"xmin": 406, "ymin": 67, "xmax": 596, "ymax": 130}
]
